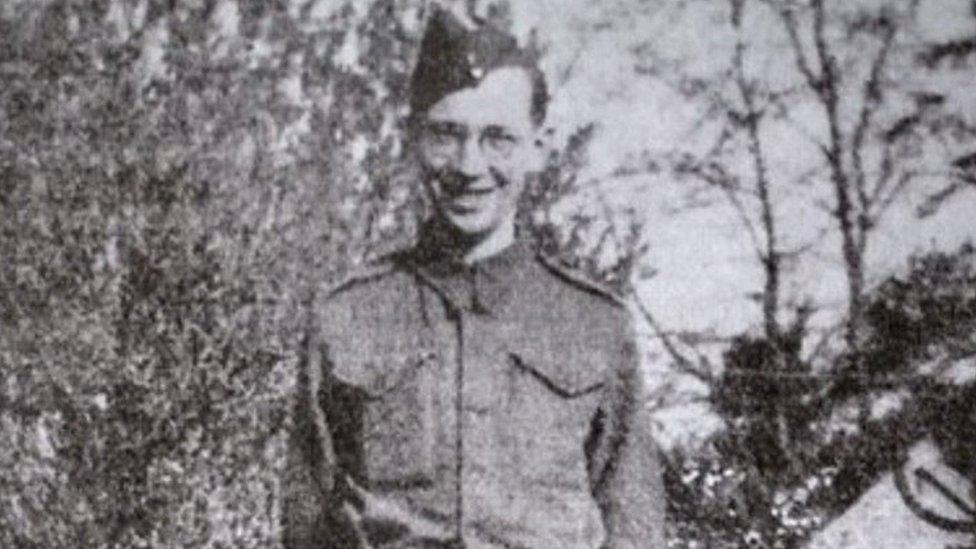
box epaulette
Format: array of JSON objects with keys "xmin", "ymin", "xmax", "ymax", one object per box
[
  {"xmin": 535, "ymin": 253, "xmax": 627, "ymax": 307},
  {"xmin": 321, "ymin": 256, "xmax": 398, "ymax": 298}
]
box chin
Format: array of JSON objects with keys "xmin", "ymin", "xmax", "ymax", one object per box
[
  {"xmin": 441, "ymin": 211, "xmax": 498, "ymax": 236},
  {"xmin": 441, "ymin": 203, "xmax": 498, "ymax": 236}
]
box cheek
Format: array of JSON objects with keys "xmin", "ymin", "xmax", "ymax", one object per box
[{"xmin": 418, "ymin": 148, "xmax": 448, "ymax": 172}]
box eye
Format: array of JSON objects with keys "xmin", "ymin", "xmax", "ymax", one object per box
[
  {"xmin": 424, "ymin": 122, "xmax": 466, "ymax": 148},
  {"xmin": 480, "ymin": 126, "xmax": 519, "ymax": 153}
]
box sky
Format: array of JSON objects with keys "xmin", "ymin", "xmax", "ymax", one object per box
[{"xmin": 497, "ymin": 0, "xmax": 976, "ymax": 363}]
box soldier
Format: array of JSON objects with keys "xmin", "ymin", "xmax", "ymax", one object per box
[{"xmin": 283, "ymin": 7, "xmax": 667, "ymax": 548}]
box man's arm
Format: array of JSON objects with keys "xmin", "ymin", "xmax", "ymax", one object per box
[
  {"xmin": 283, "ymin": 311, "xmax": 374, "ymax": 549},
  {"xmin": 589, "ymin": 335, "xmax": 668, "ymax": 549},
  {"xmin": 281, "ymin": 325, "xmax": 335, "ymax": 549}
]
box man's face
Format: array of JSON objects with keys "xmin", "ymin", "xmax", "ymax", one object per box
[{"xmin": 415, "ymin": 67, "xmax": 541, "ymax": 238}]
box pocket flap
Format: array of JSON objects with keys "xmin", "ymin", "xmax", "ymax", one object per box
[
  {"xmin": 327, "ymin": 337, "xmax": 435, "ymax": 397},
  {"xmin": 508, "ymin": 333, "xmax": 609, "ymax": 398}
]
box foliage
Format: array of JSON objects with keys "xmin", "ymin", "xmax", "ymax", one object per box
[
  {"xmin": 667, "ymin": 243, "xmax": 976, "ymax": 547},
  {"xmin": 862, "ymin": 243, "xmax": 976, "ymax": 376},
  {"xmin": 666, "ymin": 330, "xmax": 827, "ymax": 547},
  {"xmin": 0, "ymin": 0, "xmax": 422, "ymax": 546},
  {"xmin": 667, "ymin": 437, "xmax": 840, "ymax": 548}
]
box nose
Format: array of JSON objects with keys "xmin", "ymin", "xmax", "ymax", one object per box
[{"xmin": 457, "ymin": 135, "xmax": 488, "ymax": 177}]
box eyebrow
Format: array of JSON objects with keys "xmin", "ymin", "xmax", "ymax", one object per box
[
  {"xmin": 481, "ymin": 125, "xmax": 517, "ymax": 138},
  {"xmin": 425, "ymin": 120, "xmax": 467, "ymax": 133}
]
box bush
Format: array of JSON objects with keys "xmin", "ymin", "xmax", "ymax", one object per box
[
  {"xmin": 0, "ymin": 0, "xmax": 417, "ymax": 545},
  {"xmin": 665, "ymin": 243, "xmax": 976, "ymax": 547}
]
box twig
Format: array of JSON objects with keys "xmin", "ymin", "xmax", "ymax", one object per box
[{"xmin": 630, "ymin": 294, "xmax": 714, "ymax": 384}]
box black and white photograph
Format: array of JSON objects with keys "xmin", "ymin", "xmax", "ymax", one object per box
[{"xmin": 2, "ymin": 0, "xmax": 975, "ymax": 547}]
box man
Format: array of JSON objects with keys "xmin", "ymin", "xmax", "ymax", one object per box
[{"xmin": 284, "ymin": 7, "xmax": 666, "ymax": 548}]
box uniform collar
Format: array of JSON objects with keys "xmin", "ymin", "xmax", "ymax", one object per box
[{"xmin": 406, "ymin": 221, "xmax": 536, "ymax": 315}]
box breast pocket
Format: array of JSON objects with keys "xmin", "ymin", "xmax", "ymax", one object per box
[
  {"xmin": 505, "ymin": 351, "xmax": 605, "ymax": 491},
  {"xmin": 332, "ymin": 351, "xmax": 439, "ymax": 489}
]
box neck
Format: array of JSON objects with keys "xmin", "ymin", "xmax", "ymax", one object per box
[
  {"xmin": 463, "ymin": 220, "xmax": 516, "ymax": 264},
  {"xmin": 417, "ymin": 216, "xmax": 519, "ymax": 266}
]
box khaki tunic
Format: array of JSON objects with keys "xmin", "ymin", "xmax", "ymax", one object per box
[{"xmin": 283, "ymin": 239, "xmax": 667, "ymax": 548}]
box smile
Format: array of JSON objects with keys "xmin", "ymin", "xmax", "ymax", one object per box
[
  {"xmin": 457, "ymin": 187, "xmax": 495, "ymax": 196},
  {"xmin": 442, "ymin": 183, "xmax": 498, "ymax": 200},
  {"xmin": 443, "ymin": 188, "xmax": 498, "ymax": 212}
]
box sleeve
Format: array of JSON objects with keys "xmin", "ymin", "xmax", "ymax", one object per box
[
  {"xmin": 280, "ymin": 319, "xmax": 333, "ymax": 548},
  {"xmin": 281, "ymin": 305, "xmax": 362, "ymax": 549},
  {"xmin": 588, "ymin": 327, "xmax": 668, "ymax": 549}
]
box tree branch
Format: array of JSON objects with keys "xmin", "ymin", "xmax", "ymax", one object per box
[
  {"xmin": 630, "ymin": 292, "xmax": 714, "ymax": 384},
  {"xmin": 870, "ymin": 137, "xmax": 896, "ymax": 206},
  {"xmin": 802, "ymin": 0, "xmax": 865, "ymax": 357},
  {"xmin": 874, "ymin": 169, "xmax": 915, "ymax": 219},
  {"xmin": 778, "ymin": 1, "xmax": 822, "ymax": 93},
  {"xmin": 851, "ymin": 1, "xmax": 919, "ymax": 252},
  {"xmin": 851, "ymin": 10, "xmax": 899, "ymax": 222},
  {"xmin": 675, "ymin": 156, "xmax": 765, "ymax": 261},
  {"xmin": 917, "ymin": 179, "xmax": 970, "ymax": 218},
  {"xmin": 731, "ymin": 0, "xmax": 781, "ymax": 340}
]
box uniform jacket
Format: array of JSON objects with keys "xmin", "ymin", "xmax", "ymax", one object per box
[{"xmin": 283, "ymin": 234, "xmax": 667, "ymax": 548}]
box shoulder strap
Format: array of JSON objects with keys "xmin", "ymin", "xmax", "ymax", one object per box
[
  {"xmin": 323, "ymin": 259, "xmax": 398, "ymax": 298},
  {"xmin": 534, "ymin": 253, "xmax": 626, "ymax": 307}
]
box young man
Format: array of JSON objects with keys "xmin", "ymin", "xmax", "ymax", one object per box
[{"xmin": 284, "ymin": 8, "xmax": 666, "ymax": 548}]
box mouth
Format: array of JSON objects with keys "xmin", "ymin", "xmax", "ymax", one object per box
[
  {"xmin": 429, "ymin": 167, "xmax": 511, "ymax": 215},
  {"xmin": 439, "ymin": 180, "xmax": 500, "ymax": 211},
  {"xmin": 444, "ymin": 189, "xmax": 495, "ymax": 212},
  {"xmin": 453, "ymin": 186, "xmax": 495, "ymax": 197}
]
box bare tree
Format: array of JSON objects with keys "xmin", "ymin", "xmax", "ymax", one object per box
[{"xmin": 775, "ymin": 0, "xmax": 921, "ymax": 363}]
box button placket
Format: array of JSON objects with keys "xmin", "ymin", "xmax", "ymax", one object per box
[
  {"xmin": 461, "ymin": 314, "xmax": 521, "ymax": 546},
  {"xmin": 412, "ymin": 263, "xmax": 515, "ymax": 545}
]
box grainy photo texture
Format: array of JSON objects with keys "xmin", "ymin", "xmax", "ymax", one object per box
[{"xmin": 1, "ymin": 1, "xmax": 974, "ymax": 548}]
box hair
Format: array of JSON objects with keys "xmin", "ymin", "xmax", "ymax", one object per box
[{"xmin": 523, "ymin": 66, "xmax": 550, "ymax": 127}]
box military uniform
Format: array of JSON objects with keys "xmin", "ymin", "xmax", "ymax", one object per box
[{"xmin": 283, "ymin": 230, "xmax": 666, "ymax": 548}]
